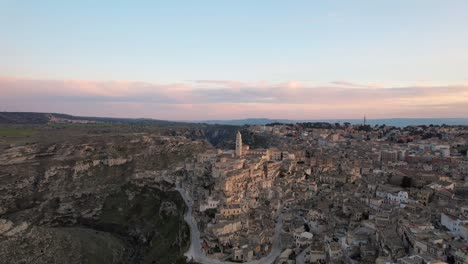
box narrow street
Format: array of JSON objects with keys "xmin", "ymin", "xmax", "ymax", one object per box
[
  {"xmin": 176, "ymin": 188, "xmax": 284, "ymax": 264},
  {"xmin": 295, "ymin": 247, "xmax": 308, "ymax": 264}
]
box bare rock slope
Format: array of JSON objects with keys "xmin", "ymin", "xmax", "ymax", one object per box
[{"xmin": 0, "ymin": 133, "xmax": 208, "ymax": 264}]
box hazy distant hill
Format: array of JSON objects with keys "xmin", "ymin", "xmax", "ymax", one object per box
[
  {"xmin": 2, "ymin": 112, "xmax": 468, "ymax": 127},
  {"xmin": 197, "ymin": 118, "xmax": 468, "ymax": 127},
  {"xmin": 196, "ymin": 118, "xmax": 293, "ymax": 126},
  {"xmin": 0, "ymin": 112, "xmax": 51, "ymax": 124}
]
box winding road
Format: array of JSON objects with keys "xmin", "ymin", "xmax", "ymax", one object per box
[
  {"xmin": 176, "ymin": 188, "xmax": 284, "ymax": 264},
  {"xmin": 295, "ymin": 247, "xmax": 308, "ymax": 264}
]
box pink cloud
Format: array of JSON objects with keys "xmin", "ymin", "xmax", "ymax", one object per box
[
  {"xmin": 1, "ymin": 76, "xmax": 468, "ymax": 120},
  {"xmin": 329, "ymin": 81, "xmax": 382, "ymax": 89}
]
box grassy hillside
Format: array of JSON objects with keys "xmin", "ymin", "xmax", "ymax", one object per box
[
  {"xmin": 0, "ymin": 112, "xmax": 50, "ymax": 124},
  {"xmin": 0, "ymin": 112, "xmax": 177, "ymax": 125}
]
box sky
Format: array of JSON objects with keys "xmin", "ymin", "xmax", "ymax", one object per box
[{"xmin": 1, "ymin": 0, "xmax": 468, "ymax": 120}]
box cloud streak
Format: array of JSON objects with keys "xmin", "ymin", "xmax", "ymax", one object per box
[{"xmin": 1, "ymin": 76, "xmax": 467, "ymax": 120}]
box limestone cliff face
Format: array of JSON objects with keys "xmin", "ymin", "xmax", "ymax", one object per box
[{"xmin": 0, "ymin": 133, "xmax": 207, "ymax": 264}]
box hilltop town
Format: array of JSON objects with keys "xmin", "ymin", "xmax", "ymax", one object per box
[
  {"xmin": 177, "ymin": 122, "xmax": 468, "ymax": 264},
  {"xmin": 1, "ymin": 120, "xmax": 468, "ymax": 264},
  {"xmin": 2, "ymin": 1, "xmax": 468, "ymax": 263}
]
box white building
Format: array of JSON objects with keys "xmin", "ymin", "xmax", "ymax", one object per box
[
  {"xmin": 387, "ymin": 191, "xmax": 409, "ymax": 205},
  {"xmin": 294, "ymin": 231, "xmax": 314, "ymax": 247},
  {"xmin": 440, "ymin": 213, "xmax": 468, "ymax": 240},
  {"xmin": 199, "ymin": 196, "xmax": 220, "ymax": 212}
]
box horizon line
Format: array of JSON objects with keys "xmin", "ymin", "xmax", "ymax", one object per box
[{"xmin": 2, "ymin": 111, "xmax": 468, "ymax": 122}]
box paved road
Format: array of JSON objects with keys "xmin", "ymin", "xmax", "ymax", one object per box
[
  {"xmin": 176, "ymin": 188, "xmax": 284, "ymax": 264},
  {"xmin": 295, "ymin": 247, "xmax": 308, "ymax": 264}
]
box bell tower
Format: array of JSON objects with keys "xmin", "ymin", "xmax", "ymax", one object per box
[{"xmin": 235, "ymin": 131, "xmax": 243, "ymax": 157}]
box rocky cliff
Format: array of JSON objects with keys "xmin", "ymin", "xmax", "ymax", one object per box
[{"xmin": 0, "ymin": 132, "xmax": 209, "ymax": 264}]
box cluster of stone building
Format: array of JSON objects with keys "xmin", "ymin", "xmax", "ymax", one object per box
[
  {"xmin": 181, "ymin": 123, "xmax": 468, "ymax": 263},
  {"xmin": 180, "ymin": 131, "xmax": 293, "ymax": 261}
]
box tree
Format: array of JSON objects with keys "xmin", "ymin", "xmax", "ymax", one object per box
[
  {"xmin": 401, "ymin": 176, "xmax": 412, "ymax": 188},
  {"xmin": 205, "ymin": 208, "xmax": 217, "ymax": 218}
]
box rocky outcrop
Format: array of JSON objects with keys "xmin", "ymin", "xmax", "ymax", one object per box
[
  {"xmin": 0, "ymin": 225, "xmax": 130, "ymax": 264},
  {"xmin": 0, "ymin": 133, "xmax": 207, "ymax": 264}
]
